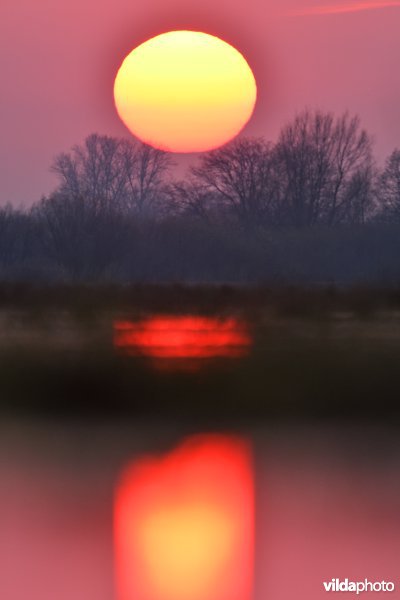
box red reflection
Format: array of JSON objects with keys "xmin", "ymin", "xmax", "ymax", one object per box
[
  {"xmin": 114, "ymin": 435, "xmax": 254, "ymax": 600},
  {"xmin": 113, "ymin": 316, "xmax": 252, "ymax": 366}
]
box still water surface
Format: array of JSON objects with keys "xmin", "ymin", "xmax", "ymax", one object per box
[
  {"xmin": 1, "ymin": 420, "xmax": 399, "ymax": 600},
  {"xmin": 1, "ymin": 309, "xmax": 400, "ymax": 417}
]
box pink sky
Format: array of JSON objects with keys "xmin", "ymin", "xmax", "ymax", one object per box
[{"xmin": 1, "ymin": 0, "xmax": 400, "ymax": 205}]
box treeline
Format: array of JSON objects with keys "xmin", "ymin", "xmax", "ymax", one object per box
[{"xmin": 2, "ymin": 108, "xmax": 400, "ymax": 284}]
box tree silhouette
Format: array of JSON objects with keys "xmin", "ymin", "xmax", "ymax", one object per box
[
  {"xmin": 33, "ymin": 191, "xmax": 129, "ymax": 279},
  {"xmin": 378, "ymin": 149, "xmax": 400, "ymax": 222},
  {"xmin": 187, "ymin": 138, "xmax": 278, "ymax": 228},
  {"xmin": 274, "ymin": 110, "xmax": 374, "ymax": 226},
  {"xmin": 52, "ymin": 134, "xmax": 172, "ymax": 217}
]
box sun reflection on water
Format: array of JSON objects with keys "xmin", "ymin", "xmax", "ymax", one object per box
[
  {"xmin": 113, "ymin": 315, "xmax": 252, "ymax": 370},
  {"xmin": 114, "ymin": 434, "xmax": 254, "ymax": 600}
]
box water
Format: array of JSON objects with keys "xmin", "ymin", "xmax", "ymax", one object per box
[
  {"xmin": 2, "ymin": 308, "xmax": 400, "ymax": 417},
  {"xmin": 1, "ymin": 306, "xmax": 400, "ymax": 598},
  {"xmin": 1, "ymin": 419, "xmax": 399, "ymax": 600}
]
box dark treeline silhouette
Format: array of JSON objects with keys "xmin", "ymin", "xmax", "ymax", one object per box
[{"xmin": 3, "ymin": 109, "xmax": 400, "ymax": 284}]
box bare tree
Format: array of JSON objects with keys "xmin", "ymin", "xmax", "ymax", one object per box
[
  {"xmin": 169, "ymin": 180, "xmax": 222, "ymax": 223},
  {"xmin": 187, "ymin": 138, "xmax": 279, "ymax": 228},
  {"xmin": 0, "ymin": 205, "xmax": 30, "ymax": 273},
  {"xmin": 377, "ymin": 149, "xmax": 400, "ymax": 222},
  {"xmin": 52, "ymin": 134, "xmax": 172, "ymax": 217},
  {"xmin": 39, "ymin": 134, "xmax": 173, "ymax": 278},
  {"xmin": 120, "ymin": 140, "xmax": 173, "ymax": 216},
  {"xmin": 340, "ymin": 164, "xmax": 376, "ymax": 225},
  {"xmin": 274, "ymin": 110, "xmax": 374, "ymax": 226},
  {"xmin": 33, "ymin": 191, "xmax": 129, "ymax": 280}
]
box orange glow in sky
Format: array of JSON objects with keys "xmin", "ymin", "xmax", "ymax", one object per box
[
  {"xmin": 113, "ymin": 316, "xmax": 252, "ymax": 363},
  {"xmin": 114, "ymin": 31, "xmax": 257, "ymax": 153},
  {"xmin": 114, "ymin": 435, "xmax": 254, "ymax": 600}
]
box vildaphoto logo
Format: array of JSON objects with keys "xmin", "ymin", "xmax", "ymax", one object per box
[{"xmin": 323, "ymin": 579, "xmax": 395, "ymax": 594}]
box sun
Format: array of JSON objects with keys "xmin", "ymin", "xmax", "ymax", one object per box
[{"xmin": 113, "ymin": 31, "xmax": 257, "ymax": 153}]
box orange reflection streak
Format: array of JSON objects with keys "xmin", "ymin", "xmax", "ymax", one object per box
[
  {"xmin": 113, "ymin": 316, "xmax": 252, "ymax": 360},
  {"xmin": 114, "ymin": 435, "xmax": 254, "ymax": 600}
]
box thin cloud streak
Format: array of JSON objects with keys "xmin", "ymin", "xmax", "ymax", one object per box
[{"xmin": 289, "ymin": 1, "xmax": 400, "ymax": 16}]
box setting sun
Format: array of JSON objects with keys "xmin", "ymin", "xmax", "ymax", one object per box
[{"xmin": 113, "ymin": 31, "xmax": 257, "ymax": 152}]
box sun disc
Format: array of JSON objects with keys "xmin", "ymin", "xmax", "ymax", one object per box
[{"xmin": 113, "ymin": 31, "xmax": 257, "ymax": 153}]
